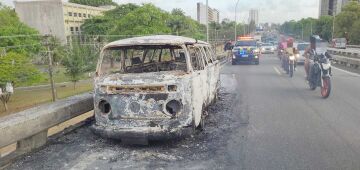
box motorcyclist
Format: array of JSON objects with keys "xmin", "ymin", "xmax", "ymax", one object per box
[
  {"xmin": 304, "ymin": 42, "xmax": 315, "ymax": 79},
  {"xmin": 282, "ymin": 38, "xmax": 298, "ymax": 70}
]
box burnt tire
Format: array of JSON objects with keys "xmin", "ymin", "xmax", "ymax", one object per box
[{"xmin": 197, "ymin": 107, "xmax": 207, "ymax": 131}]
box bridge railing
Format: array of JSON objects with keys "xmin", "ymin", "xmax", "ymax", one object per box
[
  {"xmin": 347, "ymin": 45, "xmax": 360, "ymax": 49},
  {"xmin": 0, "ymin": 93, "xmax": 94, "ymax": 167},
  {"xmin": 327, "ymin": 48, "xmax": 360, "ymax": 70}
]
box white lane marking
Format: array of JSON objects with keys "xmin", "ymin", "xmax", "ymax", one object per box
[
  {"xmin": 332, "ymin": 66, "xmax": 360, "ymax": 77},
  {"xmin": 273, "ymin": 66, "xmax": 281, "ymax": 75}
]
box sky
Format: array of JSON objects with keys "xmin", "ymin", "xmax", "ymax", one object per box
[{"xmin": 1, "ymin": 0, "xmax": 320, "ymax": 24}]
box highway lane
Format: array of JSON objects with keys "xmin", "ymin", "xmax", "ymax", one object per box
[
  {"xmin": 7, "ymin": 54, "xmax": 360, "ymax": 170},
  {"xmin": 222, "ymin": 54, "xmax": 360, "ymax": 169}
]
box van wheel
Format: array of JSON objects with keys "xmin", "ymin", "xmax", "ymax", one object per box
[{"xmin": 197, "ymin": 107, "xmax": 208, "ymax": 131}]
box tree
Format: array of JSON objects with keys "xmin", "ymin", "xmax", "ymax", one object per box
[
  {"xmin": 69, "ymin": 0, "xmax": 116, "ymax": 7},
  {"xmin": 62, "ymin": 44, "xmax": 98, "ymax": 89},
  {"xmin": 314, "ymin": 16, "xmax": 333, "ymax": 41},
  {"xmin": 0, "ymin": 5, "xmax": 41, "ymax": 55},
  {"xmin": 81, "ymin": 4, "xmax": 139, "ymax": 35},
  {"xmin": 110, "ymin": 4, "xmax": 171, "ymax": 36},
  {"xmin": 335, "ymin": 1, "xmax": 360, "ymax": 44},
  {"xmin": 82, "ymin": 3, "xmax": 205, "ymax": 41},
  {"xmin": 0, "ymin": 52, "xmax": 43, "ymax": 87}
]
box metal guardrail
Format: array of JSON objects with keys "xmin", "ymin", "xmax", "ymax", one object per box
[
  {"xmin": 0, "ymin": 93, "xmax": 93, "ymax": 167},
  {"xmin": 327, "ymin": 48, "xmax": 360, "ymax": 69},
  {"xmin": 347, "ymin": 45, "xmax": 360, "ymax": 49}
]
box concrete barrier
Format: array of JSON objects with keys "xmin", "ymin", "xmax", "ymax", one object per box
[
  {"xmin": 328, "ymin": 48, "xmax": 360, "ymax": 69},
  {"xmin": 0, "ymin": 93, "xmax": 93, "ymax": 167},
  {"xmin": 347, "ymin": 45, "xmax": 360, "ymax": 49}
]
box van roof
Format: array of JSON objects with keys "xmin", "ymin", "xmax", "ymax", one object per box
[{"xmin": 103, "ymin": 35, "xmax": 209, "ymax": 49}]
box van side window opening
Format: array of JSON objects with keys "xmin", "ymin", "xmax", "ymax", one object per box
[
  {"xmin": 205, "ymin": 46, "xmax": 215, "ymax": 62},
  {"xmin": 199, "ymin": 46, "xmax": 212, "ymax": 64},
  {"xmin": 188, "ymin": 46, "xmax": 205, "ymax": 71},
  {"xmin": 99, "ymin": 46, "xmax": 187, "ymax": 75}
]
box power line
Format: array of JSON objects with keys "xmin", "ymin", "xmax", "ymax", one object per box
[{"xmin": 0, "ymin": 34, "xmax": 42, "ymax": 39}]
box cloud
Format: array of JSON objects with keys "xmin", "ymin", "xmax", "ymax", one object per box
[{"xmin": 2, "ymin": 0, "xmax": 319, "ymax": 23}]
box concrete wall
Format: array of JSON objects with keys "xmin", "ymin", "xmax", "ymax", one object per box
[{"xmin": 15, "ymin": 0, "xmax": 67, "ymax": 43}]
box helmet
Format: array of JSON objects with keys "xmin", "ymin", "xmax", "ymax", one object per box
[{"xmin": 287, "ymin": 38, "xmax": 294, "ymax": 47}]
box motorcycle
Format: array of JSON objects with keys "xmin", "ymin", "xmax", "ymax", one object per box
[
  {"xmin": 282, "ymin": 52, "xmax": 298, "ymax": 78},
  {"xmin": 308, "ymin": 50, "xmax": 332, "ymax": 98}
]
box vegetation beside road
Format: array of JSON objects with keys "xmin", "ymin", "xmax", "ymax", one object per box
[
  {"xmin": 280, "ymin": 1, "xmax": 360, "ymax": 44},
  {"xmin": 0, "ymin": 81, "xmax": 93, "ymax": 117}
]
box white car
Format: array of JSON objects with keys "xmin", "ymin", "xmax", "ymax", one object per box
[
  {"xmin": 296, "ymin": 43, "xmax": 310, "ymax": 64},
  {"xmin": 261, "ymin": 43, "xmax": 276, "ymax": 54}
]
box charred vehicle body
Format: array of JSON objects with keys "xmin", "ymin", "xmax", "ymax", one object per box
[{"xmin": 91, "ymin": 35, "xmax": 220, "ymax": 144}]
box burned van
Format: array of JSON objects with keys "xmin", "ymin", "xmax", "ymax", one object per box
[{"xmin": 91, "ymin": 35, "xmax": 220, "ymax": 144}]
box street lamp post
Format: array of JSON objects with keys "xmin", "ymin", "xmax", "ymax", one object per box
[
  {"xmin": 234, "ymin": 0, "xmax": 240, "ymax": 41},
  {"xmin": 206, "ymin": 0, "xmax": 209, "ymax": 42},
  {"xmin": 328, "ymin": 9, "xmax": 336, "ymax": 40},
  {"xmin": 301, "ymin": 22, "xmax": 304, "ymax": 40},
  {"xmin": 332, "ymin": 12, "xmax": 335, "ymax": 40}
]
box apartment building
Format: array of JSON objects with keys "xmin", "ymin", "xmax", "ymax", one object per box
[
  {"xmin": 249, "ymin": 9, "xmax": 259, "ymax": 26},
  {"xmin": 14, "ymin": 0, "xmax": 111, "ymax": 43},
  {"xmin": 197, "ymin": 2, "xmax": 220, "ymax": 25},
  {"xmin": 319, "ymin": 0, "xmax": 360, "ymax": 17}
]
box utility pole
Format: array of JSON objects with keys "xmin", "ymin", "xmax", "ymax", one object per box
[
  {"xmin": 206, "ymin": 0, "xmax": 209, "ymax": 42},
  {"xmin": 332, "ymin": 11, "xmax": 336, "ymax": 40},
  {"xmin": 44, "ymin": 35, "xmax": 57, "ymax": 102},
  {"xmin": 234, "ymin": 0, "xmax": 240, "ymax": 41}
]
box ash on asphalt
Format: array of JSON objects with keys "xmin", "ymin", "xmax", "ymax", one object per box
[{"xmin": 8, "ymin": 88, "xmax": 244, "ymax": 170}]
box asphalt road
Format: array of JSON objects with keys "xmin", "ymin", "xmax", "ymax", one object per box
[{"xmin": 7, "ymin": 54, "xmax": 360, "ymax": 170}]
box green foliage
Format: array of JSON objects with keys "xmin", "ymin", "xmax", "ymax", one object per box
[
  {"xmin": 69, "ymin": 0, "xmax": 116, "ymax": 7},
  {"xmin": 0, "ymin": 52, "xmax": 43, "ymax": 87},
  {"xmin": 168, "ymin": 8, "xmax": 204, "ymax": 39},
  {"xmin": 110, "ymin": 4, "xmax": 171, "ymax": 36},
  {"xmin": 81, "ymin": 4, "xmax": 139, "ymax": 35},
  {"xmin": 280, "ymin": 1, "xmax": 360, "ymax": 44},
  {"xmin": 62, "ymin": 44, "xmax": 98, "ymax": 88},
  {"xmin": 335, "ymin": 1, "xmax": 360, "ymax": 44},
  {"xmin": 81, "ymin": 3, "xmax": 206, "ymax": 40},
  {"xmin": 280, "ymin": 17, "xmax": 332, "ymax": 41},
  {"xmin": 0, "ymin": 5, "xmax": 41, "ymax": 54},
  {"xmin": 314, "ymin": 16, "xmax": 333, "ymax": 41}
]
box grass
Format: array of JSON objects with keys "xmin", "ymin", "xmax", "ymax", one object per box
[
  {"xmin": 0, "ymin": 81, "xmax": 93, "ymax": 118},
  {"xmin": 17, "ymin": 65, "xmax": 92, "ymax": 87}
]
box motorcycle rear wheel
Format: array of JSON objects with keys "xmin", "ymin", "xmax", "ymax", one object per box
[
  {"xmin": 321, "ymin": 77, "xmax": 331, "ymax": 99},
  {"xmin": 309, "ymin": 81, "xmax": 316, "ymax": 90},
  {"xmin": 289, "ymin": 64, "xmax": 294, "ymax": 77}
]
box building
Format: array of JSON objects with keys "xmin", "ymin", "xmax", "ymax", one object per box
[
  {"xmin": 197, "ymin": 2, "xmax": 220, "ymax": 25},
  {"xmin": 14, "ymin": 0, "xmax": 111, "ymax": 43},
  {"xmin": 319, "ymin": 0, "xmax": 360, "ymax": 17},
  {"xmin": 249, "ymin": 9, "xmax": 259, "ymax": 26}
]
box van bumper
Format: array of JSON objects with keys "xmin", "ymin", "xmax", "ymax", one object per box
[{"xmin": 91, "ymin": 123, "xmax": 193, "ymax": 145}]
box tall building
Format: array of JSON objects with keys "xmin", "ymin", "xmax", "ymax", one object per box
[
  {"xmin": 197, "ymin": 2, "xmax": 220, "ymax": 25},
  {"xmin": 248, "ymin": 9, "xmax": 259, "ymax": 26},
  {"xmin": 14, "ymin": 0, "xmax": 112, "ymax": 43},
  {"xmin": 319, "ymin": 0, "xmax": 360, "ymax": 17}
]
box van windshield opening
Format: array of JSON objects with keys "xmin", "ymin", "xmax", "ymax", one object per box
[{"xmin": 99, "ymin": 45, "xmax": 187, "ymax": 75}]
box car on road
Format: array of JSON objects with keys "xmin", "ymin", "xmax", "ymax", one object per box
[
  {"xmin": 332, "ymin": 38, "xmax": 347, "ymax": 49},
  {"xmin": 92, "ymin": 35, "xmax": 220, "ymax": 144},
  {"xmin": 296, "ymin": 42, "xmax": 310, "ymax": 64},
  {"xmin": 232, "ymin": 37, "xmax": 260, "ymax": 65},
  {"xmin": 261, "ymin": 43, "xmax": 276, "ymax": 54}
]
